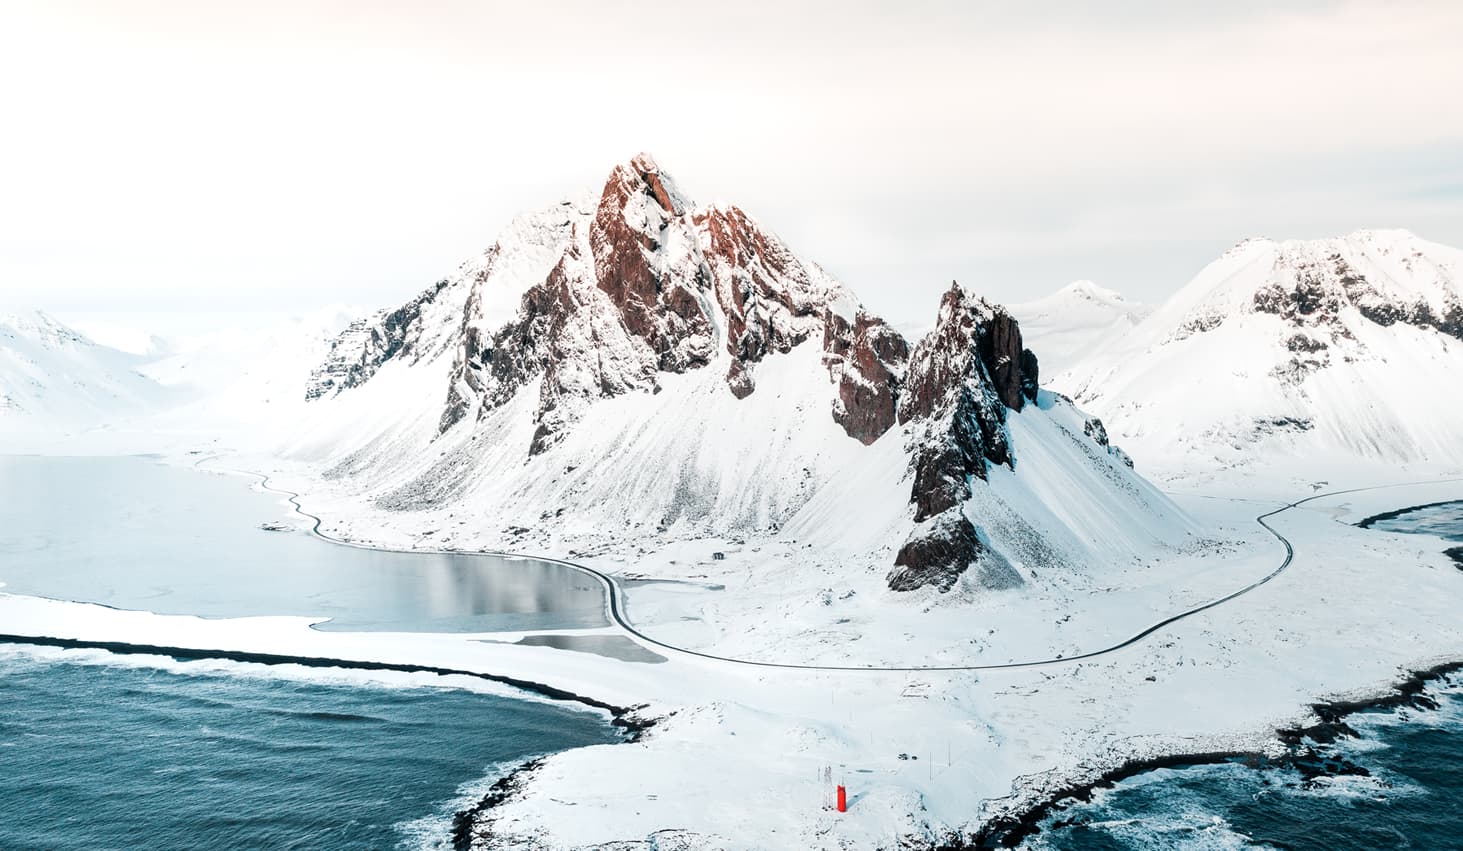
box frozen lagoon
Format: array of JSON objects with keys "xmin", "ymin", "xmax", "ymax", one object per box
[{"xmin": 0, "ymin": 454, "xmax": 607, "ymax": 633}]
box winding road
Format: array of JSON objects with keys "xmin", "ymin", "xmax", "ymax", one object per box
[{"xmin": 235, "ymin": 466, "xmax": 1462, "ymax": 674}]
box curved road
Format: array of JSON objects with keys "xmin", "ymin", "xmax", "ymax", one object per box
[{"xmin": 233, "ymin": 466, "xmax": 1463, "ymax": 674}]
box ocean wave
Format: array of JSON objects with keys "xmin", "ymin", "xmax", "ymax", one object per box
[
  {"xmin": 391, "ymin": 757, "xmax": 540, "ymax": 851},
  {"xmin": 0, "ymin": 641, "xmax": 593, "ymax": 711}
]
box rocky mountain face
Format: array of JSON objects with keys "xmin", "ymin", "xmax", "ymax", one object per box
[
  {"xmin": 305, "ymin": 281, "xmax": 454, "ymax": 401},
  {"xmin": 889, "ymin": 285, "xmax": 1039, "ymax": 592},
  {"xmin": 304, "ymin": 154, "xmax": 1152, "ymax": 594},
  {"xmin": 1244, "ymin": 237, "xmax": 1463, "ymax": 385},
  {"xmin": 429, "ymin": 154, "xmax": 907, "ymax": 455}
]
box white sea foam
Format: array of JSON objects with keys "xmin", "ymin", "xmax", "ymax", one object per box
[
  {"xmin": 392, "ymin": 757, "xmax": 543, "ymax": 851},
  {"xmin": 0, "ymin": 641, "xmax": 610, "ymax": 715}
]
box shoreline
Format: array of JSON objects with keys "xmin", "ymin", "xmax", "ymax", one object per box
[
  {"xmin": 0, "ymin": 633, "xmax": 654, "ymax": 737},
  {"xmin": 451, "ymin": 758, "xmax": 546, "ymax": 851},
  {"xmin": 1355, "ymin": 498, "xmax": 1462, "ymax": 528},
  {"xmin": 965, "ymin": 658, "xmax": 1463, "ymax": 849}
]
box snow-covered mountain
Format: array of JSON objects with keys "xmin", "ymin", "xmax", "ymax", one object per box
[
  {"xmin": 0, "ymin": 310, "xmax": 174, "ymax": 435},
  {"xmin": 292, "ymin": 154, "xmax": 1190, "ymax": 592},
  {"xmin": 1061, "ymin": 229, "xmax": 1463, "ymax": 474},
  {"xmin": 141, "ymin": 308, "xmax": 359, "ymax": 439},
  {"xmin": 1009, "ymin": 280, "xmax": 1149, "ymax": 376}
]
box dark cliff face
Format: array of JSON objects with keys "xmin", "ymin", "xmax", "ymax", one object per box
[
  {"xmin": 1242, "ymin": 245, "xmax": 1463, "ymax": 387},
  {"xmin": 823, "ymin": 308, "xmax": 910, "ymax": 445},
  {"xmin": 590, "ymin": 156, "xmax": 715, "ymax": 377},
  {"xmin": 888, "ymin": 283, "xmax": 1040, "ymax": 593}
]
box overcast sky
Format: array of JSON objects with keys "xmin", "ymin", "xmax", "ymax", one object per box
[{"xmin": 3, "ymin": 0, "xmax": 1462, "ymax": 328}]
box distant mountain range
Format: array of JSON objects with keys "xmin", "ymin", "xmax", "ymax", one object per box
[
  {"xmin": 0, "ymin": 310, "xmax": 172, "ymax": 435},
  {"xmin": 12, "ymin": 160, "xmax": 1462, "ymax": 579}
]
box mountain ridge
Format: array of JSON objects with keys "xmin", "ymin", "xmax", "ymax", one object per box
[
  {"xmin": 295, "ymin": 154, "xmax": 1190, "ymax": 593},
  {"xmin": 1058, "ymin": 227, "xmax": 1463, "ymax": 472}
]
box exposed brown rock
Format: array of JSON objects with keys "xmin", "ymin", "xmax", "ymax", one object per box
[
  {"xmin": 889, "ymin": 282, "xmax": 1038, "ymax": 592},
  {"xmin": 590, "ymin": 159, "xmax": 714, "ymax": 376},
  {"xmin": 823, "ymin": 308, "xmax": 909, "ymax": 444},
  {"xmin": 697, "ymin": 203, "xmax": 833, "ymax": 397},
  {"xmin": 433, "ymin": 154, "xmax": 915, "ymax": 454}
]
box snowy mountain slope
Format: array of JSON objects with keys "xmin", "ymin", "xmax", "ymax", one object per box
[
  {"xmin": 1061, "ymin": 229, "xmax": 1463, "ymax": 474},
  {"xmin": 1009, "ymin": 280, "xmax": 1149, "ymax": 375},
  {"xmin": 290, "ymin": 154, "xmax": 1193, "ymax": 593},
  {"xmin": 0, "ymin": 310, "xmax": 174, "ymax": 434},
  {"xmin": 139, "ymin": 308, "xmax": 361, "ymax": 441}
]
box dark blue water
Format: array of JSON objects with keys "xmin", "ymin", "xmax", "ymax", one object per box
[
  {"xmin": 0, "ymin": 645, "xmax": 620, "ymax": 851},
  {"xmin": 1028, "ymin": 674, "xmax": 1463, "ymax": 850},
  {"xmin": 1367, "ymin": 501, "xmax": 1463, "ymax": 541},
  {"xmin": 1030, "ymin": 501, "xmax": 1463, "ymax": 850}
]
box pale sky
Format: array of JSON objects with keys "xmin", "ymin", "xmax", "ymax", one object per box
[{"xmin": 3, "ymin": 0, "xmax": 1463, "ymax": 328}]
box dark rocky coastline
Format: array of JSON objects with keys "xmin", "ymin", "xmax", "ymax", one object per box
[
  {"xmin": 0, "ymin": 633, "xmax": 647, "ymax": 726},
  {"xmin": 1354, "ymin": 499, "xmax": 1463, "ymax": 529},
  {"xmin": 1355, "ymin": 498, "xmax": 1463, "ymax": 572},
  {"xmin": 961, "ymin": 659, "xmax": 1463, "ymax": 850},
  {"xmin": 451, "ymin": 710, "xmax": 660, "ymax": 850},
  {"xmin": 451, "ymin": 758, "xmax": 546, "ymax": 851}
]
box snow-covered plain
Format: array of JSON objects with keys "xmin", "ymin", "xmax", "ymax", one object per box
[{"xmin": 3, "ymin": 456, "xmax": 1460, "ymax": 849}]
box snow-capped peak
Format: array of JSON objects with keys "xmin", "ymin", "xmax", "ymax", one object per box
[
  {"xmin": 1058, "ymin": 229, "xmax": 1463, "ymax": 473},
  {"xmin": 1057, "ymin": 279, "xmax": 1127, "ymax": 305},
  {"xmin": 1008, "ymin": 282, "xmax": 1150, "ymax": 377}
]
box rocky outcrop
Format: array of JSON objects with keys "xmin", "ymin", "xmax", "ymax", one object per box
[
  {"xmin": 306, "ymin": 280, "xmax": 453, "ymax": 400},
  {"xmin": 823, "ymin": 308, "xmax": 909, "ymax": 445},
  {"xmin": 1084, "ymin": 415, "xmax": 1135, "ymax": 469},
  {"xmin": 889, "ymin": 512, "xmax": 982, "ymax": 593},
  {"xmin": 888, "ymin": 284, "xmax": 1039, "ymax": 593},
  {"xmin": 1243, "ymin": 242, "xmax": 1463, "ymax": 345}
]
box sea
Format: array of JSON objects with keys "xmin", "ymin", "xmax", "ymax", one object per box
[
  {"xmin": 1031, "ymin": 500, "xmax": 1463, "ymax": 850},
  {"xmin": 0, "ymin": 455, "xmax": 625, "ymax": 850},
  {"xmin": 0, "ymin": 646, "xmax": 618, "ymax": 851}
]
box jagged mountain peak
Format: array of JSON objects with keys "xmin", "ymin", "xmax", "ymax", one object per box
[
  {"xmin": 300, "ymin": 158, "xmax": 1183, "ymax": 596},
  {"xmin": 312, "ymin": 154, "xmax": 904, "ymax": 451},
  {"xmin": 609, "ymin": 151, "xmax": 691, "ymax": 217}
]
